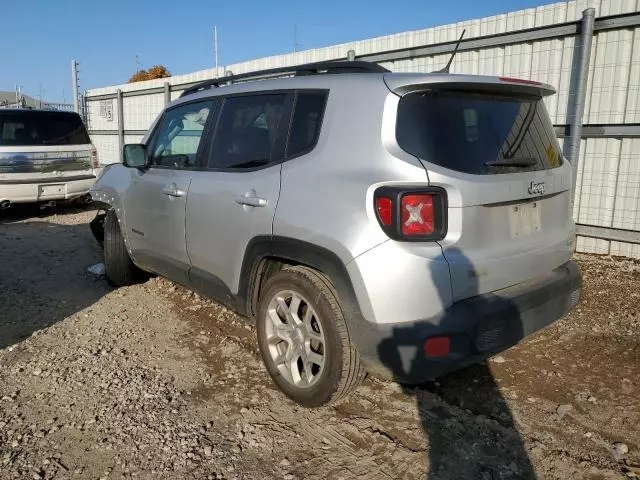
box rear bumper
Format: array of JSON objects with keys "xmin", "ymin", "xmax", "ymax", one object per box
[
  {"xmin": 0, "ymin": 176, "xmax": 96, "ymax": 204},
  {"xmin": 355, "ymin": 260, "xmax": 581, "ymax": 383}
]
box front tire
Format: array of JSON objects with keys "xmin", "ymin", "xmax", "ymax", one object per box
[
  {"xmin": 104, "ymin": 209, "xmax": 144, "ymax": 286},
  {"xmin": 256, "ymin": 266, "xmax": 365, "ymax": 407}
]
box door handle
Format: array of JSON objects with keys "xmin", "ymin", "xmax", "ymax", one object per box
[
  {"xmin": 235, "ymin": 191, "xmax": 267, "ymax": 207},
  {"xmin": 163, "ymin": 184, "xmax": 185, "ymax": 197}
]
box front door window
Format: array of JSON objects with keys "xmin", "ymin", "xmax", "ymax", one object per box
[{"xmin": 148, "ymin": 101, "xmax": 214, "ymax": 169}]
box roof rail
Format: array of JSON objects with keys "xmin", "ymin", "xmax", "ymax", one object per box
[{"xmin": 179, "ymin": 60, "xmax": 389, "ymax": 98}]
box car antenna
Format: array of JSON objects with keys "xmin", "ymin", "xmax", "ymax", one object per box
[{"xmin": 435, "ymin": 29, "xmax": 466, "ymax": 73}]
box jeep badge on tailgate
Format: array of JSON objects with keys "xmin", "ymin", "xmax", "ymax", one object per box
[{"xmin": 528, "ymin": 181, "xmax": 545, "ymax": 195}]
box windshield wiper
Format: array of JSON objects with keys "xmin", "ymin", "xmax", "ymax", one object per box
[
  {"xmin": 484, "ymin": 158, "xmax": 537, "ymax": 167},
  {"xmin": 227, "ymin": 159, "xmax": 269, "ymax": 169}
]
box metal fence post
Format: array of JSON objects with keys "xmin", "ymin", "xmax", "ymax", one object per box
[
  {"xmin": 71, "ymin": 60, "xmax": 79, "ymax": 114},
  {"xmin": 116, "ymin": 89, "xmax": 124, "ymax": 161},
  {"xmin": 80, "ymin": 91, "xmax": 87, "ymax": 123},
  {"xmin": 164, "ymin": 81, "xmax": 171, "ymax": 106},
  {"xmin": 566, "ymin": 8, "xmax": 596, "ymax": 208}
]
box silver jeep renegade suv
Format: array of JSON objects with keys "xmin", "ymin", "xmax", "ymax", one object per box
[{"xmin": 90, "ymin": 61, "xmax": 581, "ymax": 407}]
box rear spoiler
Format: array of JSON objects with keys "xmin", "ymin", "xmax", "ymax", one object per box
[{"xmin": 384, "ymin": 73, "xmax": 556, "ymax": 97}]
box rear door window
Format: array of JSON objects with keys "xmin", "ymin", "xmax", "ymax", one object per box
[
  {"xmin": 208, "ymin": 94, "xmax": 286, "ymax": 169},
  {"xmin": 396, "ymin": 90, "xmax": 562, "ymax": 175},
  {"xmin": 0, "ymin": 111, "xmax": 90, "ymax": 146},
  {"xmin": 286, "ymin": 91, "xmax": 327, "ymax": 158}
]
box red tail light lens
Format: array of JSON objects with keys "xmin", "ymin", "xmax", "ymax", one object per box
[
  {"xmin": 91, "ymin": 148, "xmax": 100, "ymax": 168},
  {"xmin": 498, "ymin": 76, "xmax": 541, "ymax": 86},
  {"xmin": 376, "ymin": 196, "xmax": 393, "ymax": 226},
  {"xmin": 424, "ymin": 336, "xmax": 450, "ymax": 357},
  {"xmin": 401, "ymin": 194, "xmax": 434, "ymax": 235}
]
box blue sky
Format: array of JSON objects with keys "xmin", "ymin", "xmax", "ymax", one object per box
[{"xmin": 3, "ymin": 0, "xmax": 555, "ymax": 102}]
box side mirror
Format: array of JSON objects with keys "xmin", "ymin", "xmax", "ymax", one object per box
[{"xmin": 123, "ymin": 144, "xmax": 148, "ymax": 168}]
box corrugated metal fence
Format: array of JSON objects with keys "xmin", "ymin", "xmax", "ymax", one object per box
[{"xmin": 85, "ymin": 0, "xmax": 640, "ymax": 258}]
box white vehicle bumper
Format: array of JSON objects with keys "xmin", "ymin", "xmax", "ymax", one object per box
[{"xmin": 0, "ymin": 175, "xmax": 96, "ymax": 204}]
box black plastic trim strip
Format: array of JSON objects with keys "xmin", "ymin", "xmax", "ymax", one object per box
[
  {"xmin": 0, "ymin": 174, "xmax": 95, "ymax": 184},
  {"xmin": 150, "ymin": 235, "xmax": 367, "ymax": 322},
  {"xmin": 237, "ymin": 236, "xmax": 365, "ymax": 321}
]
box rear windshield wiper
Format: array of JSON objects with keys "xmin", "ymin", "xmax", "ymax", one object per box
[{"xmin": 484, "ymin": 158, "xmax": 538, "ymax": 167}]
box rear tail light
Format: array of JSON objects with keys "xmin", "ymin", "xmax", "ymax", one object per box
[
  {"xmin": 401, "ymin": 194, "xmax": 434, "ymax": 236},
  {"xmin": 376, "ymin": 197, "xmax": 393, "ymax": 226},
  {"xmin": 91, "ymin": 148, "xmax": 100, "ymax": 168},
  {"xmin": 373, "ymin": 186, "xmax": 447, "ymax": 241}
]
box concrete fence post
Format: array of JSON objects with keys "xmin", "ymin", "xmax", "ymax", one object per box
[
  {"xmin": 347, "ymin": 49, "xmax": 356, "ymax": 62},
  {"xmin": 566, "ymin": 8, "xmax": 596, "ymax": 210},
  {"xmin": 164, "ymin": 81, "xmax": 171, "ymax": 106},
  {"xmin": 116, "ymin": 89, "xmax": 124, "ymax": 161}
]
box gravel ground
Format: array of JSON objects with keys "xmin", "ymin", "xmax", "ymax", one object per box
[{"xmin": 0, "ymin": 206, "xmax": 638, "ymax": 480}]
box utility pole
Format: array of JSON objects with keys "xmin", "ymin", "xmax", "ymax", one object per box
[
  {"xmin": 71, "ymin": 60, "xmax": 80, "ymax": 114},
  {"xmin": 214, "ymin": 26, "xmax": 219, "ymax": 72},
  {"xmin": 294, "ymin": 24, "xmax": 299, "ymax": 53},
  {"xmin": 14, "ymin": 85, "xmax": 24, "ymax": 106},
  {"xmin": 135, "ymin": 54, "xmax": 142, "ymax": 73}
]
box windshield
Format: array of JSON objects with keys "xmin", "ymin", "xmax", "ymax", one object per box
[
  {"xmin": 396, "ymin": 90, "xmax": 562, "ymax": 175},
  {"xmin": 0, "ymin": 111, "xmax": 91, "ymax": 146}
]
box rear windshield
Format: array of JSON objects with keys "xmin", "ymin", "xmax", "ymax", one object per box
[
  {"xmin": 0, "ymin": 111, "xmax": 91, "ymax": 146},
  {"xmin": 396, "ymin": 90, "xmax": 562, "ymax": 175}
]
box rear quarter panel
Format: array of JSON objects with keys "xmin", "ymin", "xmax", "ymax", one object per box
[
  {"xmin": 273, "ymin": 77, "xmax": 453, "ymax": 325},
  {"xmin": 273, "ymin": 77, "xmax": 428, "ymax": 264}
]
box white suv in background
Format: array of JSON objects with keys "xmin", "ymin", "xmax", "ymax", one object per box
[{"xmin": 0, "ymin": 109, "xmax": 99, "ymax": 209}]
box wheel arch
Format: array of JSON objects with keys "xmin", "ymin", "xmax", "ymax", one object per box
[{"xmin": 239, "ymin": 236, "xmax": 365, "ymax": 329}]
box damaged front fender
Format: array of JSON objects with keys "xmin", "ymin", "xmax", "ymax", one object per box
[{"xmin": 88, "ymin": 163, "xmax": 133, "ymax": 245}]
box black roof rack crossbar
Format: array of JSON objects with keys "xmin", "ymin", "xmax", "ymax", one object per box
[{"xmin": 179, "ymin": 60, "xmax": 389, "ymax": 98}]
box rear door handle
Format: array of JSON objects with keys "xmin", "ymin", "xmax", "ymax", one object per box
[
  {"xmin": 163, "ymin": 183, "xmax": 185, "ymax": 197},
  {"xmin": 235, "ymin": 191, "xmax": 267, "ymax": 207}
]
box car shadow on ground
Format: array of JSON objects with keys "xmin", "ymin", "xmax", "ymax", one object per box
[
  {"xmin": 377, "ymin": 248, "xmax": 535, "ymax": 479},
  {"xmin": 0, "ymin": 206, "xmax": 109, "ymax": 350}
]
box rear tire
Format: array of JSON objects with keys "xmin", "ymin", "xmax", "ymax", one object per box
[
  {"xmin": 256, "ymin": 265, "xmax": 365, "ymax": 407},
  {"xmin": 104, "ymin": 209, "xmax": 144, "ymax": 286}
]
